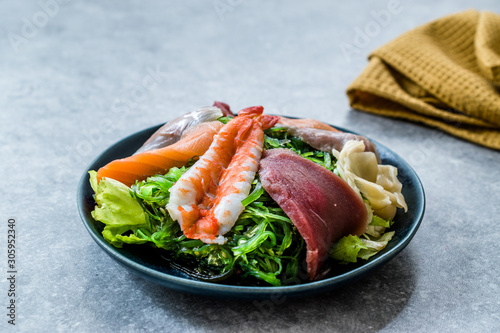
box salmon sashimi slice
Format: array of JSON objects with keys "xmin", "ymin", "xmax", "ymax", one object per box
[
  {"xmin": 96, "ymin": 121, "xmax": 225, "ymax": 186},
  {"xmin": 167, "ymin": 106, "xmax": 279, "ymax": 244}
]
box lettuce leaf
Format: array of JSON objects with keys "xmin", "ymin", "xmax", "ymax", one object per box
[
  {"xmin": 364, "ymin": 215, "xmax": 393, "ymax": 238},
  {"xmin": 328, "ymin": 212, "xmax": 396, "ymax": 263},
  {"xmin": 329, "ymin": 235, "xmax": 367, "ymax": 263},
  {"xmin": 89, "ymin": 171, "xmax": 149, "ymax": 247},
  {"xmin": 370, "ymin": 215, "xmax": 393, "ymax": 228},
  {"xmin": 329, "ymin": 231, "xmax": 395, "ymax": 263},
  {"xmin": 358, "ymin": 232, "xmax": 395, "ymax": 260}
]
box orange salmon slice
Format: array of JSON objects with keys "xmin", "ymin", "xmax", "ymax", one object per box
[{"xmin": 96, "ymin": 121, "xmax": 224, "ymax": 186}]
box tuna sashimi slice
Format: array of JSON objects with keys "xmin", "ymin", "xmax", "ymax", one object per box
[
  {"xmin": 96, "ymin": 121, "xmax": 224, "ymax": 186},
  {"xmin": 258, "ymin": 148, "xmax": 368, "ymax": 280}
]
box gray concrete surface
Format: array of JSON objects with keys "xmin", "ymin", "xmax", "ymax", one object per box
[{"xmin": 1, "ymin": 0, "xmax": 500, "ymax": 332}]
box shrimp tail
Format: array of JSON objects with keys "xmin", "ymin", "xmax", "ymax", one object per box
[
  {"xmin": 237, "ymin": 106, "xmax": 279, "ymax": 129},
  {"xmin": 260, "ymin": 115, "xmax": 280, "ymax": 130},
  {"xmin": 238, "ymin": 106, "xmax": 264, "ymax": 117}
]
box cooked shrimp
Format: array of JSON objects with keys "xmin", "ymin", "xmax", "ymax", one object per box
[{"xmin": 166, "ymin": 106, "xmax": 278, "ymax": 244}]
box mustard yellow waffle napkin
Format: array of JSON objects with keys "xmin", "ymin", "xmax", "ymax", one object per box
[{"xmin": 347, "ymin": 10, "xmax": 500, "ymax": 150}]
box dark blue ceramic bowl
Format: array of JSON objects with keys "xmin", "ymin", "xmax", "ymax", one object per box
[{"xmin": 77, "ymin": 122, "xmax": 425, "ymax": 300}]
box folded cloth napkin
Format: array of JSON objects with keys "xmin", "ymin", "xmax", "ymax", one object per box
[{"xmin": 347, "ymin": 10, "xmax": 500, "ymax": 150}]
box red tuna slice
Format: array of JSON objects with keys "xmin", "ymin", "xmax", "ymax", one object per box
[{"xmin": 258, "ymin": 148, "xmax": 368, "ymax": 281}]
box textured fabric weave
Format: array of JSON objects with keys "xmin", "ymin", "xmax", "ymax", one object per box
[{"xmin": 347, "ymin": 10, "xmax": 500, "ymax": 150}]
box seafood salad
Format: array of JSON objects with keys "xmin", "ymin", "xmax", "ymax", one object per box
[{"xmin": 89, "ymin": 102, "xmax": 408, "ymax": 286}]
